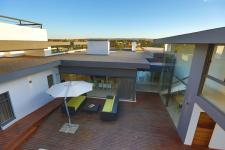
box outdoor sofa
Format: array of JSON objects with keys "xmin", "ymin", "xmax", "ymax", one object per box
[
  {"xmin": 100, "ymin": 95, "xmax": 119, "ymax": 121},
  {"xmin": 61, "ymin": 95, "xmax": 86, "ymax": 115}
]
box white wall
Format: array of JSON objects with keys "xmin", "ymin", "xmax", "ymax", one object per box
[
  {"xmin": 184, "ymin": 103, "xmax": 203, "ymax": 145},
  {"xmin": 184, "ymin": 103, "xmax": 225, "ymax": 149},
  {"xmin": 0, "ymin": 22, "xmax": 48, "ymax": 41},
  {"xmin": 209, "ymin": 124, "xmax": 225, "ymax": 149},
  {"xmin": 0, "ymin": 68, "xmax": 60, "ymax": 129},
  {"xmin": 4, "ymin": 51, "xmax": 25, "ymax": 57},
  {"xmin": 87, "ymin": 40, "xmax": 110, "ymax": 55}
]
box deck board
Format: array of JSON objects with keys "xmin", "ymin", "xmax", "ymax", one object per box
[
  {"xmin": 21, "ymin": 92, "xmax": 210, "ymax": 150},
  {"xmin": 0, "ymin": 98, "xmax": 63, "ymax": 150}
]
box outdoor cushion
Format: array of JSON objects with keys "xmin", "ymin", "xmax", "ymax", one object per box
[
  {"xmin": 106, "ymin": 95, "xmax": 114, "ymax": 99},
  {"xmin": 102, "ymin": 97, "xmax": 115, "ymax": 112},
  {"xmin": 67, "ymin": 96, "xmax": 86, "ymax": 111},
  {"xmin": 101, "ymin": 96, "xmax": 119, "ymax": 121}
]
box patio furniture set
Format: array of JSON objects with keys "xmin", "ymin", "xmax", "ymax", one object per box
[
  {"xmin": 47, "ymin": 81, "xmax": 119, "ymax": 134},
  {"xmin": 62, "ymin": 95, "xmax": 119, "ymax": 121}
]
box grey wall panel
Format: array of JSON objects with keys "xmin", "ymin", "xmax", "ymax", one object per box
[
  {"xmin": 117, "ymin": 78, "xmax": 136, "ymax": 101},
  {"xmin": 177, "ymin": 44, "xmax": 209, "ymax": 142}
]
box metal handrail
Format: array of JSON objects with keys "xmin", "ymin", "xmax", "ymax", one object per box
[
  {"xmin": 0, "ymin": 15, "xmax": 42, "ymax": 28},
  {"xmin": 173, "ymin": 76, "xmax": 189, "ymax": 86},
  {"xmin": 207, "ymin": 75, "xmax": 225, "ymax": 86}
]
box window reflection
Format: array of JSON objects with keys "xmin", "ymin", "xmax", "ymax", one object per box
[{"xmin": 201, "ymin": 45, "xmax": 225, "ymax": 112}]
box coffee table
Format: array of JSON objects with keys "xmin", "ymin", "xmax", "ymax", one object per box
[{"xmin": 82, "ymin": 103, "xmax": 100, "ymax": 113}]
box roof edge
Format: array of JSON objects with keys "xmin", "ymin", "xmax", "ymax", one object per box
[{"xmin": 154, "ymin": 27, "xmax": 225, "ymax": 44}]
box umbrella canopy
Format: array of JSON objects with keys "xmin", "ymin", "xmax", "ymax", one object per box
[
  {"xmin": 47, "ymin": 81, "xmax": 93, "ymax": 98},
  {"xmin": 46, "ymin": 81, "xmax": 93, "ymax": 134}
]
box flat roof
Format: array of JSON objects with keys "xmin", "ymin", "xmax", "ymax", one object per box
[
  {"xmin": 155, "ymin": 27, "xmax": 225, "ymax": 44},
  {"xmin": 0, "ymin": 51, "xmax": 150, "ymax": 83}
]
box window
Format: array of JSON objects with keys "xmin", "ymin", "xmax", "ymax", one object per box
[
  {"xmin": 61, "ymin": 73, "xmax": 121, "ymax": 99},
  {"xmin": 201, "ymin": 45, "xmax": 225, "ymax": 113},
  {"xmin": 136, "ymin": 71, "xmax": 161, "ymax": 92},
  {"xmin": 47, "ymin": 74, "xmax": 54, "ymax": 88},
  {"xmin": 0, "ymin": 92, "xmax": 15, "ymax": 127}
]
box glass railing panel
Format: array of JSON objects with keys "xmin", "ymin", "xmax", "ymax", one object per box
[
  {"xmin": 136, "ymin": 71, "xmax": 161, "ymax": 92},
  {"xmin": 160, "ymin": 44, "xmax": 195, "ymax": 127}
]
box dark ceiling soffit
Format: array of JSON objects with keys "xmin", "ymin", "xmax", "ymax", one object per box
[
  {"xmin": 0, "ymin": 61, "xmax": 61, "ymax": 83},
  {"xmin": 0, "ymin": 59, "xmax": 149, "ymax": 83},
  {"xmin": 61, "ymin": 60, "xmax": 150, "ymax": 70},
  {"xmin": 59, "ymin": 66, "xmax": 137, "ymax": 78},
  {"xmin": 0, "ymin": 41, "xmax": 70, "ymax": 51},
  {"xmin": 154, "ymin": 27, "xmax": 225, "ymax": 44}
]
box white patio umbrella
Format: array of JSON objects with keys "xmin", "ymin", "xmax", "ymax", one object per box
[{"xmin": 46, "ymin": 81, "xmax": 93, "ymax": 134}]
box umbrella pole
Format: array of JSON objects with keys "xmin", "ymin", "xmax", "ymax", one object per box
[
  {"xmin": 64, "ymin": 81, "xmax": 72, "ymax": 126},
  {"xmin": 64, "ymin": 97, "xmax": 71, "ymax": 126}
]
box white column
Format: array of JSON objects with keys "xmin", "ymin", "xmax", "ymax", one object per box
[
  {"xmin": 87, "ymin": 40, "xmax": 110, "ymax": 55},
  {"xmin": 164, "ymin": 44, "xmax": 171, "ymax": 52},
  {"xmin": 131, "ymin": 41, "xmax": 137, "ymax": 52},
  {"xmin": 209, "ymin": 124, "xmax": 225, "ymax": 149},
  {"xmin": 184, "ymin": 103, "xmax": 203, "ymax": 145}
]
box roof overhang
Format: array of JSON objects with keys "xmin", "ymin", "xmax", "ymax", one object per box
[
  {"xmin": 155, "ymin": 27, "xmax": 225, "ymax": 44},
  {"xmin": 0, "ymin": 40, "xmax": 70, "ymax": 51}
]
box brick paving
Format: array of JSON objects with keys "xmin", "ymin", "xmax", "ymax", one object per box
[{"xmin": 21, "ymin": 92, "xmax": 209, "ymax": 150}]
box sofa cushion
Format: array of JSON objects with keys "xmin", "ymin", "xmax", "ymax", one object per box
[
  {"xmin": 102, "ymin": 96, "xmax": 115, "ymax": 112},
  {"xmin": 67, "ymin": 96, "xmax": 86, "ymax": 110}
]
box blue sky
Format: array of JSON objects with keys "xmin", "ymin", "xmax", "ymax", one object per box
[{"xmin": 1, "ymin": 0, "xmax": 225, "ymax": 38}]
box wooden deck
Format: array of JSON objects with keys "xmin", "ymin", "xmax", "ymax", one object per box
[
  {"xmin": 20, "ymin": 92, "xmax": 209, "ymax": 150},
  {"xmin": 0, "ymin": 98, "xmax": 63, "ymax": 150}
]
